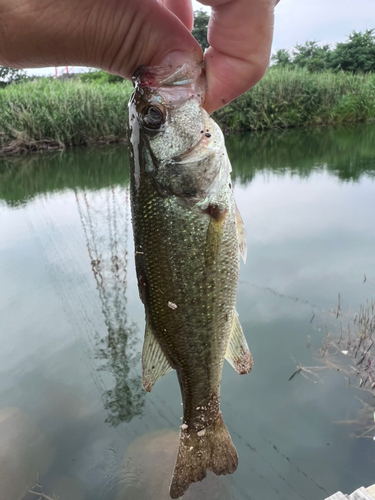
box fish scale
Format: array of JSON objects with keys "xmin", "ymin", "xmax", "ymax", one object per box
[{"xmin": 135, "ymin": 187, "xmax": 239, "ymax": 394}]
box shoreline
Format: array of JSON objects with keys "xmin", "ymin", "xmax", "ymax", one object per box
[
  {"xmin": 0, "ymin": 68, "xmax": 374, "ymax": 157},
  {"xmin": 1, "ymin": 119, "xmax": 375, "ymax": 158}
]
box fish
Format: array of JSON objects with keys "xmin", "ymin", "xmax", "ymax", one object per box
[{"xmin": 128, "ymin": 60, "xmax": 253, "ymax": 499}]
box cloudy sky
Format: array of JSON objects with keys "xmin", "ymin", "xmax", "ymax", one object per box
[
  {"xmin": 191, "ymin": 0, "xmax": 375, "ymax": 50},
  {"xmin": 271, "ymin": 0, "xmax": 375, "ymax": 50},
  {"xmin": 28, "ymin": 0, "xmax": 375, "ymax": 77}
]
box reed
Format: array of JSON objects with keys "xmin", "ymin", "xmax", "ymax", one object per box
[
  {"xmin": 213, "ymin": 68, "xmax": 375, "ymax": 132},
  {"xmin": 0, "ymin": 78, "xmax": 133, "ymax": 154},
  {"xmin": 0, "ymin": 68, "xmax": 374, "ymax": 154}
]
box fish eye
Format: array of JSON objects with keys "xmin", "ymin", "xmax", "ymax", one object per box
[{"xmin": 142, "ymin": 106, "xmax": 164, "ymax": 129}]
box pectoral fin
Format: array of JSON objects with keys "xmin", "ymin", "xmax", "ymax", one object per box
[
  {"xmin": 142, "ymin": 320, "xmax": 173, "ymax": 392},
  {"xmin": 225, "ymin": 311, "xmax": 253, "ymax": 374},
  {"xmin": 235, "ymin": 203, "xmax": 247, "ymax": 264}
]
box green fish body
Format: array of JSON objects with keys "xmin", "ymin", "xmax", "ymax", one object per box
[{"xmin": 128, "ymin": 62, "xmax": 252, "ymax": 499}]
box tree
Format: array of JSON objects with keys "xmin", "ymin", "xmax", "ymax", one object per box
[
  {"xmin": 329, "ymin": 29, "xmax": 375, "ymax": 73},
  {"xmin": 192, "ymin": 10, "xmax": 210, "ymax": 51},
  {"xmin": 0, "ymin": 66, "xmax": 26, "ymax": 87},
  {"xmin": 271, "ymin": 49, "xmax": 292, "ymax": 68},
  {"xmin": 293, "ymin": 41, "xmax": 331, "ymax": 72}
]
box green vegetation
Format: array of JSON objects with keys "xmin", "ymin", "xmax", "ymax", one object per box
[
  {"xmin": 272, "ymin": 30, "xmax": 375, "ymax": 73},
  {"xmin": 0, "ymin": 66, "xmax": 26, "ymax": 87},
  {"xmin": 0, "ymin": 68, "xmax": 374, "ymax": 154},
  {"xmin": 0, "ymin": 78, "xmax": 132, "ymax": 154},
  {"xmin": 213, "ymin": 68, "xmax": 375, "ymax": 132},
  {"xmin": 77, "ymin": 69, "xmax": 125, "ymax": 84},
  {"xmin": 192, "ymin": 10, "xmax": 210, "ymax": 51}
]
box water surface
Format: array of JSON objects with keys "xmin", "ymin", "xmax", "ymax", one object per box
[{"xmin": 1, "ymin": 124, "xmax": 375, "ymax": 500}]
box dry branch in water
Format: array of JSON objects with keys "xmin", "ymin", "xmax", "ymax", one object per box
[
  {"xmin": 289, "ymin": 297, "xmax": 375, "ymax": 439},
  {"xmin": 26, "ymin": 475, "xmax": 58, "ymax": 500}
]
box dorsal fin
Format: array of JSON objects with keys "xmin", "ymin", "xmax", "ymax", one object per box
[
  {"xmin": 235, "ymin": 203, "xmax": 247, "ymax": 263},
  {"xmin": 142, "ymin": 320, "xmax": 173, "ymax": 392},
  {"xmin": 225, "ymin": 311, "xmax": 253, "ymax": 374}
]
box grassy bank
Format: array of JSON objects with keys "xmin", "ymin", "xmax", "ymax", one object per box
[
  {"xmin": 0, "ymin": 68, "xmax": 375, "ymax": 154},
  {"xmin": 213, "ymin": 68, "xmax": 375, "ymax": 132},
  {"xmin": 0, "ymin": 78, "xmax": 133, "ymax": 154}
]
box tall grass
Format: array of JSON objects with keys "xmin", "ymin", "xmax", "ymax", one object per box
[
  {"xmin": 213, "ymin": 68, "xmax": 375, "ymax": 132},
  {"xmin": 0, "ymin": 78, "xmax": 133, "ymax": 154},
  {"xmin": 0, "ymin": 68, "xmax": 374, "ymax": 154}
]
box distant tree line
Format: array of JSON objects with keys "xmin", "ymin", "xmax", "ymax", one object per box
[
  {"xmin": 192, "ymin": 10, "xmax": 210, "ymax": 51},
  {"xmin": 271, "ymin": 29, "xmax": 375, "ymax": 73},
  {"xmin": 0, "ymin": 66, "xmax": 26, "ymax": 87},
  {"xmin": 191, "ymin": 11, "xmax": 375, "ymax": 75}
]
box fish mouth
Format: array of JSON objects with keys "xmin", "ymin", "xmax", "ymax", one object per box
[{"xmin": 132, "ymin": 62, "xmax": 206, "ymax": 109}]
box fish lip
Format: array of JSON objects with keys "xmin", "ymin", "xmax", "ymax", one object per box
[
  {"xmin": 132, "ymin": 62, "xmax": 205, "ymax": 91},
  {"xmin": 132, "ymin": 62, "xmax": 206, "ymax": 111}
]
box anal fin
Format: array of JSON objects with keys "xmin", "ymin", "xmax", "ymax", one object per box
[
  {"xmin": 142, "ymin": 320, "xmax": 173, "ymax": 392},
  {"xmin": 225, "ymin": 311, "xmax": 253, "ymax": 374},
  {"xmin": 235, "ymin": 203, "xmax": 247, "ymax": 263}
]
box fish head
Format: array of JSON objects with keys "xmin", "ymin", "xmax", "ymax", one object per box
[{"xmin": 129, "ymin": 62, "xmax": 229, "ymax": 200}]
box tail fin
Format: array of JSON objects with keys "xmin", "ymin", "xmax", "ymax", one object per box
[{"xmin": 169, "ymin": 412, "xmax": 238, "ymax": 499}]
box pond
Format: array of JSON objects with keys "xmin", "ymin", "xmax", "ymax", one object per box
[{"xmin": 1, "ymin": 123, "xmax": 375, "ymax": 500}]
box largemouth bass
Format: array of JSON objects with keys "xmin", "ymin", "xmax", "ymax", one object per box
[{"xmin": 128, "ymin": 60, "xmax": 252, "ymax": 499}]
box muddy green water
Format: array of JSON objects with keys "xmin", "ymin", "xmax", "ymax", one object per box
[{"xmin": 1, "ymin": 124, "xmax": 375, "ymax": 500}]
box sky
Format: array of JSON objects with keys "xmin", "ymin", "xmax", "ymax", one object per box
[{"xmin": 27, "ymin": 0, "xmax": 375, "ymax": 77}]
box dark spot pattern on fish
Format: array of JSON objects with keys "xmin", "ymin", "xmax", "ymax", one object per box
[{"xmin": 203, "ymin": 204, "xmax": 228, "ymax": 221}]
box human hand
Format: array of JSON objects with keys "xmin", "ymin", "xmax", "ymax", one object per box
[{"xmin": 0, "ymin": 0, "xmax": 277, "ymax": 113}]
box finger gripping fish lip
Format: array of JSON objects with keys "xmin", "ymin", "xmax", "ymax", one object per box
[{"xmin": 132, "ymin": 62, "xmax": 206, "ymax": 112}]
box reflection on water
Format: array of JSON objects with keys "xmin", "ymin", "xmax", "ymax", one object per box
[
  {"xmin": 0, "ymin": 408, "xmax": 55, "ymax": 500},
  {"xmin": 1, "ymin": 123, "xmax": 375, "ymax": 499},
  {"xmin": 293, "ymin": 296, "xmax": 375, "ymax": 440},
  {"xmin": 76, "ymin": 187, "xmax": 144, "ymax": 425},
  {"xmin": 1, "ymin": 124, "xmax": 375, "ymax": 206},
  {"xmin": 228, "ymin": 123, "xmax": 375, "ymax": 183},
  {"xmin": 0, "ymin": 146, "xmax": 130, "ymax": 206},
  {"xmin": 116, "ymin": 430, "xmax": 232, "ymax": 500}
]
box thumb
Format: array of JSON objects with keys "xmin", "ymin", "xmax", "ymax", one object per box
[{"xmin": 100, "ymin": 0, "xmax": 203, "ymax": 78}]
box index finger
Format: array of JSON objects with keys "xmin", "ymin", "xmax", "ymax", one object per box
[{"xmin": 200, "ymin": 0, "xmax": 277, "ymax": 113}]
